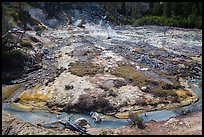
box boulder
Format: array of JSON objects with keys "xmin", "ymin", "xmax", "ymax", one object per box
[
  {"xmin": 74, "ymin": 19, "xmax": 85, "ymax": 28},
  {"xmin": 91, "ymin": 112, "xmax": 101, "ymax": 123},
  {"xmin": 99, "ymin": 79, "xmax": 127, "ymax": 91},
  {"xmin": 99, "ymin": 80, "xmax": 115, "ymax": 91},
  {"xmin": 29, "ymin": 8, "xmax": 46, "ymax": 23},
  {"xmin": 74, "ymin": 118, "xmax": 90, "ymax": 127},
  {"xmin": 46, "ymin": 18, "xmax": 59, "ymax": 28}
]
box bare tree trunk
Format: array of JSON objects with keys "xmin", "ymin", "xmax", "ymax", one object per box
[{"xmin": 18, "ymin": 2, "xmax": 27, "ymax": 30}]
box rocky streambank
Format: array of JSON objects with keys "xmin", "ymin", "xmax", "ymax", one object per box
[
  {"xmin": 2, "ymin": 110, "xmax": 79, "ymax": 135},
  {"xmin": 86, "ymin": 111, "xmax": 202, "ymax": 135},
  {"xmin": 2, "ymin": 108, "xmax": 202, "ymax": 135}
]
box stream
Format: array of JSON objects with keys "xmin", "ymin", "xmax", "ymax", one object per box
[{"xmin": 2, "ymin": 79, "xmax": 202, "ymax": 128}]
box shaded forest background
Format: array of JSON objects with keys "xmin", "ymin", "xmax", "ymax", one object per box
[
  {"xmin": 2, "ymin": 2, "xmax": 203, "ymax": 35},
  {"xmin": 101, "ymin": 2, "xmax": 202, "ymax": 28}
]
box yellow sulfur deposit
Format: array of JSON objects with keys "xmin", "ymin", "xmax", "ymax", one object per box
[
  {"xmin": 19, "ymin": 83, "xmax": 50, "ymax": 101},
  {"xmin": 2, "ymin": 84, "xmax": 20, "ymax": 101}
]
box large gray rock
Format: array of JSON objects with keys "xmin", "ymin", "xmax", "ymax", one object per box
[
  {"xmin": 74, "ymin": 118, "xmax": 90, "ymax": 127},
  {"xmin": 29, "ymin": 8, "xmax": 46, "ymax": 23},
  {"xmin": 99, "ymin": 79, "xmax": 127, "ymax": 91},
  {"xmin": 99, "ymin": 80, "xmax": 115, "ymax": 91},
  {"xmin": 90, "ymin": 112, "xmax": 101, "ymax": 123},
  {"xmin": 46, "ymin": 18, "xmax": 59, "ymax": 28},
  {"xmin": 73, "ymin": 19, "xmax": 85, "ymax": 28}
]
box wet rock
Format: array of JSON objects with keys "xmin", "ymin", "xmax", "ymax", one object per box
[
  {"xmin": 90, "ymin": 112, "xmax": 101, "ymax": 123},
  {"xmin": 74, "ymin": 118, "xmax": 90, "ymax": 127}
]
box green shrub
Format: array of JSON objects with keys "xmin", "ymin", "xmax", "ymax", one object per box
[
  {"xmin": 181, "ymin": 109, "xmax": 191, "ymax": 115},
  {"xmin": 2, "ymin": 6, "xmax": 17, "ymax": 35},
  {"xmin": 128, "ymin": 113, "xmax": 145, "ymax": 129},
  {"xmin": 20, "ymin": 39, "xmax": 33, "ymax": 48},
  {"xmin": 2, "ymin": 49, "xmax": 27, "ymax": 71},
  {"xmin": 69, "ymin": 63, "xmax": 104, "ymax": 77},
  {"xmin": 65, "ymin": 85, "xmax": 74, "ymax": 90},
  {"xmin": 133, "ymin": 15, "xmax": 202, "ymax": 29},
  {"xmin": 107, "ymin": 15, "xmax": 132, "ymax": 25}
]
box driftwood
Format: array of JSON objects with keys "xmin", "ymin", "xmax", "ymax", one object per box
[
  {"xmin": 37, "ymin": 120, "xmax": 90, "ymax": 135},
  {"xmin": 4, "ymin": 125, "xmax": 13, "ymax": 135},
  {"xmin": 25, "ymin": 64, "xmax": 42, "ymax": 74},
  {"xmin": 59, "ymin": 120, "xmax": 90, "ymax": 135},
  {"xmin": 14, "ymin": 123, "xmax": 26, "ymax": 133},
  {"xmin": 3, "ymin": 119, "xmax": 15, "ymax": 135}
]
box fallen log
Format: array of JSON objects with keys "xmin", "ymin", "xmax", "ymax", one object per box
[
  {"xmin": 58, "ymin": 120, "xmax": 89, "ymax": 135},
  {"xmin": 4, "ymin": 125, "xmax": 13, "ymax": 135},
  {"xmin": 25, "ymin": 64, "xmax": 42, "ymax": 74},
  {"xmin": 37, "ymin": 120, "xmax": 91, "ymax": 135}
]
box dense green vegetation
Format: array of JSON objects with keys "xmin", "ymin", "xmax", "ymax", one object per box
[
  {"xmin": 2, "ymin": 6, "xmax": 18, "ymax": 35},
  {"xmin": 102, "ymin": 2, "xmax": 202, "ymax": 29},
  {"xmin": 2, "ymin": 2, "xmax": 44, "ymax": 35},
  {"xmin": 128, "ymin": 112, "xmax": 145, "ymax": 129},
  {"xmin": 133, "ymin": 15, "xmax": 202, "ymax": 29}
]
